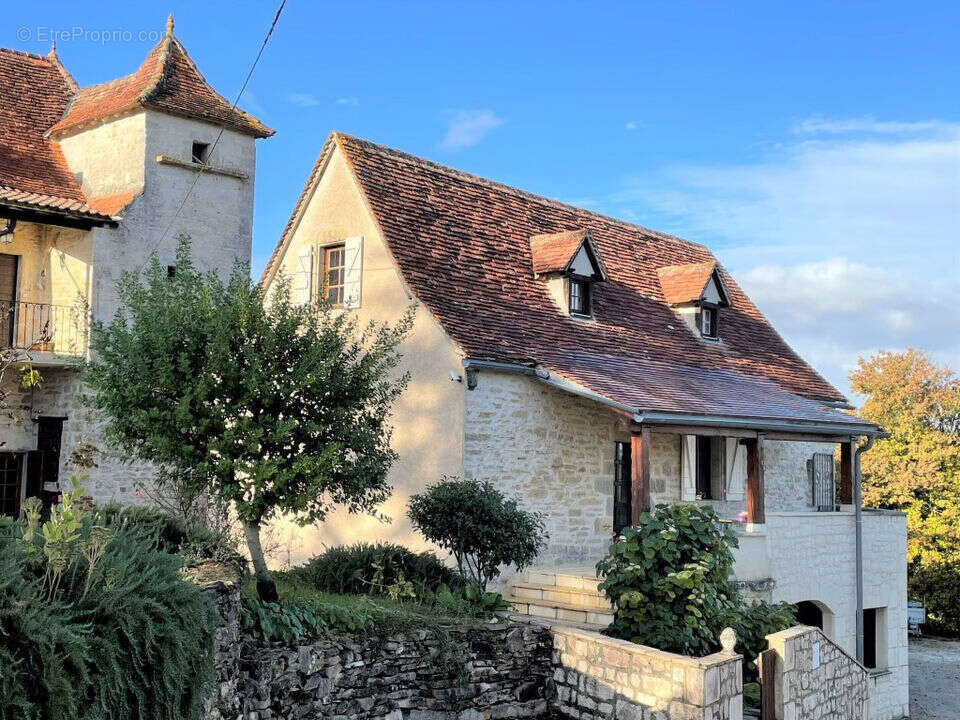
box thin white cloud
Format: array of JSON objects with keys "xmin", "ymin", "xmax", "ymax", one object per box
[
  {"xmin": 335, "ymin": 97, "xmax": 359, "ymax": 106},
  {"xmin": 602, "ymin": 119, "xmax": 960, "ymax": 396},
  {"xmin": 288, "ymin": 93, "xmax": 321, "ymax": 107},
  {"xmin": 439, "ymin": 109, "xmax": 503, "ymax": 150},
  {"xmin": 794, "ymin": 115, "xmax": 953, "ymax": 136},
  {"xmin": 625, "ymin": 120, "xmax": 639, "ymax": 131}
]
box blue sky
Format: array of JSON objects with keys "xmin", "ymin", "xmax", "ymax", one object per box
[{"xmin": 7, "ymin": 1, "xmax": 959, "ymax": 397}]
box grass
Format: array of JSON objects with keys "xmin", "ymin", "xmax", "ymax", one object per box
[{"xmin": 240, "ymin": 571, "xmax": 493, "ymax": 644}]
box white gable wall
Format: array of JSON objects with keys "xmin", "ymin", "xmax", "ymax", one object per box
[
  {"xmin": 263, "ymin": 145, "xmax": 465, "ymax": 565},
  {"xmin": 702, "ymin": 275, "xmax": 723, "ymax": 304},
  {"xmin": 568, "ymin": 244, "xmax": 596, "ymax": 277}
]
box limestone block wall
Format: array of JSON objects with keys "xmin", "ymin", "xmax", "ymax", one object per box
[
  {"xmin": 764, "ymin": 626, "xmax": 868, "ymax": 720},
  {"xmin": 549, "ymin": 625, "xmax": 742, "ymax": 720},
  {"xmin": 463, "ymin": 371, "xmax": 632, "ymax": 565}
]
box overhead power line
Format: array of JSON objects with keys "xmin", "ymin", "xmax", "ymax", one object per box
[{"xmin": 138, "ymin": 0, "xmax": 286, "ymax": 270}]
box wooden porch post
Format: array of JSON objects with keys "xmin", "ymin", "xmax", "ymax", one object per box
[
  {"xmin": 745, "ymin": 437, "xmax": 765, "ymax": 524},
  {"xmin": 839, "ymin": 438, "xmax": 855, "ymax": 504},
  {"xmin": 630, "ymin": 427, "xmax": 651, "ymax": 524}
]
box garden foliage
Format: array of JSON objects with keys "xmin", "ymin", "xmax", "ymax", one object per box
[
  {"xmin": 408, "ymin": 477, "xmax": 548, "ymax": 590},
  {"xmin": 0, "ymin": 487, "xmax": 217, "ymax": 720},
  {"xmin": 97, "ymin": 501, "xmax": 245, "ymax": 570},
  {"xmin": 286, "ymin": 541, "xmax": 462, "ymax": 599},
  {"xmin": 597, "ymin": 503, "xmax": 793, "ymax": 679}
]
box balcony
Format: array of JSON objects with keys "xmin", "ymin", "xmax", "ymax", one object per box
[{"xmin": 0, "ymin": 300, "xmax": 89, "ymax": 361}]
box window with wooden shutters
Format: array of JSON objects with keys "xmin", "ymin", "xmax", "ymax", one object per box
[{"xmin": 809, "ymin": 452, "xmax": 836, "ymax": 511}]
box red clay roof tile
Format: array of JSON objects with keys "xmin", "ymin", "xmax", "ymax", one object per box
[
  {"xmin": 657, "ymin": 261, "xmax": 719, "ymax": 305},
  {"xmin": 264, "ymin": 132, "xmax": 855, "ymax": 422},
  {"xmin": 48, "ymin": 32, "xmax": 272, "ymax": 139},
  {"xmin": 529, "ymin": 229, "xmax": 589, "ymax": 275},
  {"xmin": 0, "ymin": 48, "xmax": 84, "ymax": 203}
]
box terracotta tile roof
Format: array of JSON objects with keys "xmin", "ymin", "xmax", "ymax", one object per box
[
  {"xmin": 0, "ymin": 185, "xmax": 116, "ymax": 223},
  {"xmin": 0, "ymin": 48, "xmax": 85, "ymax": 203},
  {"xmin": 48, "ymin": 27, "xmax": 273, "ymax": 139},
  {"xmin": 657, "ymin": 261, "xmax": 720, "ymax": 305},
  {"xmin": 1, "ymin": 21, "xmax": 268, "ymax": 226},
  {"xmin": 265, "ymin": 132, "xmax": 856, "ymax": 422},
  {"xmin": 529, "ymin": 230, "xmax": 589, "ymax": 275}
]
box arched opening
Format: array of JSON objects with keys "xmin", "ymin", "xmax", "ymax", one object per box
[{"xmin": 794, "ymin": 600, "xmax": 835, "ymax": 638}]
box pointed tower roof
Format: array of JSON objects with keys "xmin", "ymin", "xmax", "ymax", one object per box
[{"xmin": 48, "ymin": 17, "xmax": 273, "ymax": 138}]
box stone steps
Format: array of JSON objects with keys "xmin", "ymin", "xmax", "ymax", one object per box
[{"xmin": 503, "ymin": 569, "xmax": 614, "ymax": 631}]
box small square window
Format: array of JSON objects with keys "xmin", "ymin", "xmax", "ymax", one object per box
[
  {"xmin": 701, "ymin": 306, "xmax": 718, "ymax": 338},
  {"xmin": 569, "ymin": 279, "xmax": 591, "ymax": 316},
  {"xmin": 191, "ymin": 141, "xmax": 210, "ymax": 164}
]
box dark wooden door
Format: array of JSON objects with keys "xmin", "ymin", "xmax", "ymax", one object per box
[
  {"xmin": 0, "ymin": 254, "xmax": 18, "ymax": 347},
  {"xmin": 613, "ymin": 441, "xmax": 632, "ymax": 534}
]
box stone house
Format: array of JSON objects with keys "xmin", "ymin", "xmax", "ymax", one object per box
[
  {"xmin": 0, "ymin": 17, "xmax": 271, "ymax": 511},
  {"xmin": 260, "ymin": 132, "xmax": 908, "ymax": 719}
]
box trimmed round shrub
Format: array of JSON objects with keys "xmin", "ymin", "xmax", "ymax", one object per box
[
  {"xmin": 408, "ymin": 477, "xmax": 548, "ymax": 590},
  {"xmin": 285, "ymin": 541, "xmax": 462, "ymax": 598},
  {"xmin": 0, "ymin": 520, "xmax": 217, "ymax": 720}
]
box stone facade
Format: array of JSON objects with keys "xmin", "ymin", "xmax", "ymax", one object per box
[
  {"xmin": 463, "ymin": 372, "xmax": 628, "ymax": 566},
  {"xmin": 462, "ymin": 370, "xmax": 839, "ymax": 566},
  {"xmin": 764, "ymin": 626, "xmax": 868, "ymax": 720}
]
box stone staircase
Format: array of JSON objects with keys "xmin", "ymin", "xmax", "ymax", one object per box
[{"xmin": 503, "ymin": 568, "xmax": 614, "ymax": 631}]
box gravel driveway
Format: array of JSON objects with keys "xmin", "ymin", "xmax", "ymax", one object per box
[{"xmin": 909, "ymin": 637, "xmax": 960, "ymax": 719}]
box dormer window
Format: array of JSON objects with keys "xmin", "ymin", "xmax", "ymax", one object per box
[
  {"xmin": 569, "ymin": 279, "xmax": 590, "ymax": 316},
  {"xmin": 191, "ymin": 141, "xmax": 210, "ymax": 164},
  {"xmin": 529, "ymin": 229, "xmax": 607, "ymax": 320},
  {"xmin": 657, "ymin": 261, "xmax": 729, "ymax": 341}
]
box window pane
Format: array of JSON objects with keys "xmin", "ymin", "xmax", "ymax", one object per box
[{"xmin": 323, "ymin": 245, "xmax": 346, "ymax": 306}]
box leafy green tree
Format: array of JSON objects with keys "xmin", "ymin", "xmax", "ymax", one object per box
[
  {"xmin": 408, "ymin": 477, "xmax": 548, "ymax": 590},
  {"xmin": 86, "ymin": 241, "xmax": 412, "ymax": 601},
  {"xmin": 851, "ymin": 349, "xmax": 960, "ymax": 634},
  {"xmin": 851, "ymin": 349, "xmax": 960, "ymax": 566}
]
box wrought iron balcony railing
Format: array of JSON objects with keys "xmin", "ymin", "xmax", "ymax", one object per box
[{"xmin": 0, "ymin": 300, "xmax": 89, "ymax": 357}]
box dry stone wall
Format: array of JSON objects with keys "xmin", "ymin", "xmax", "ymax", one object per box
[{"xmin": 198, "ymin": 565, "xmax": 745, "ymax": 720}]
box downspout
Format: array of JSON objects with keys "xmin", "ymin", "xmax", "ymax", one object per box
[{"xmin": 854, "ymin": 435, "xmax": 876, "ymax": 663}]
